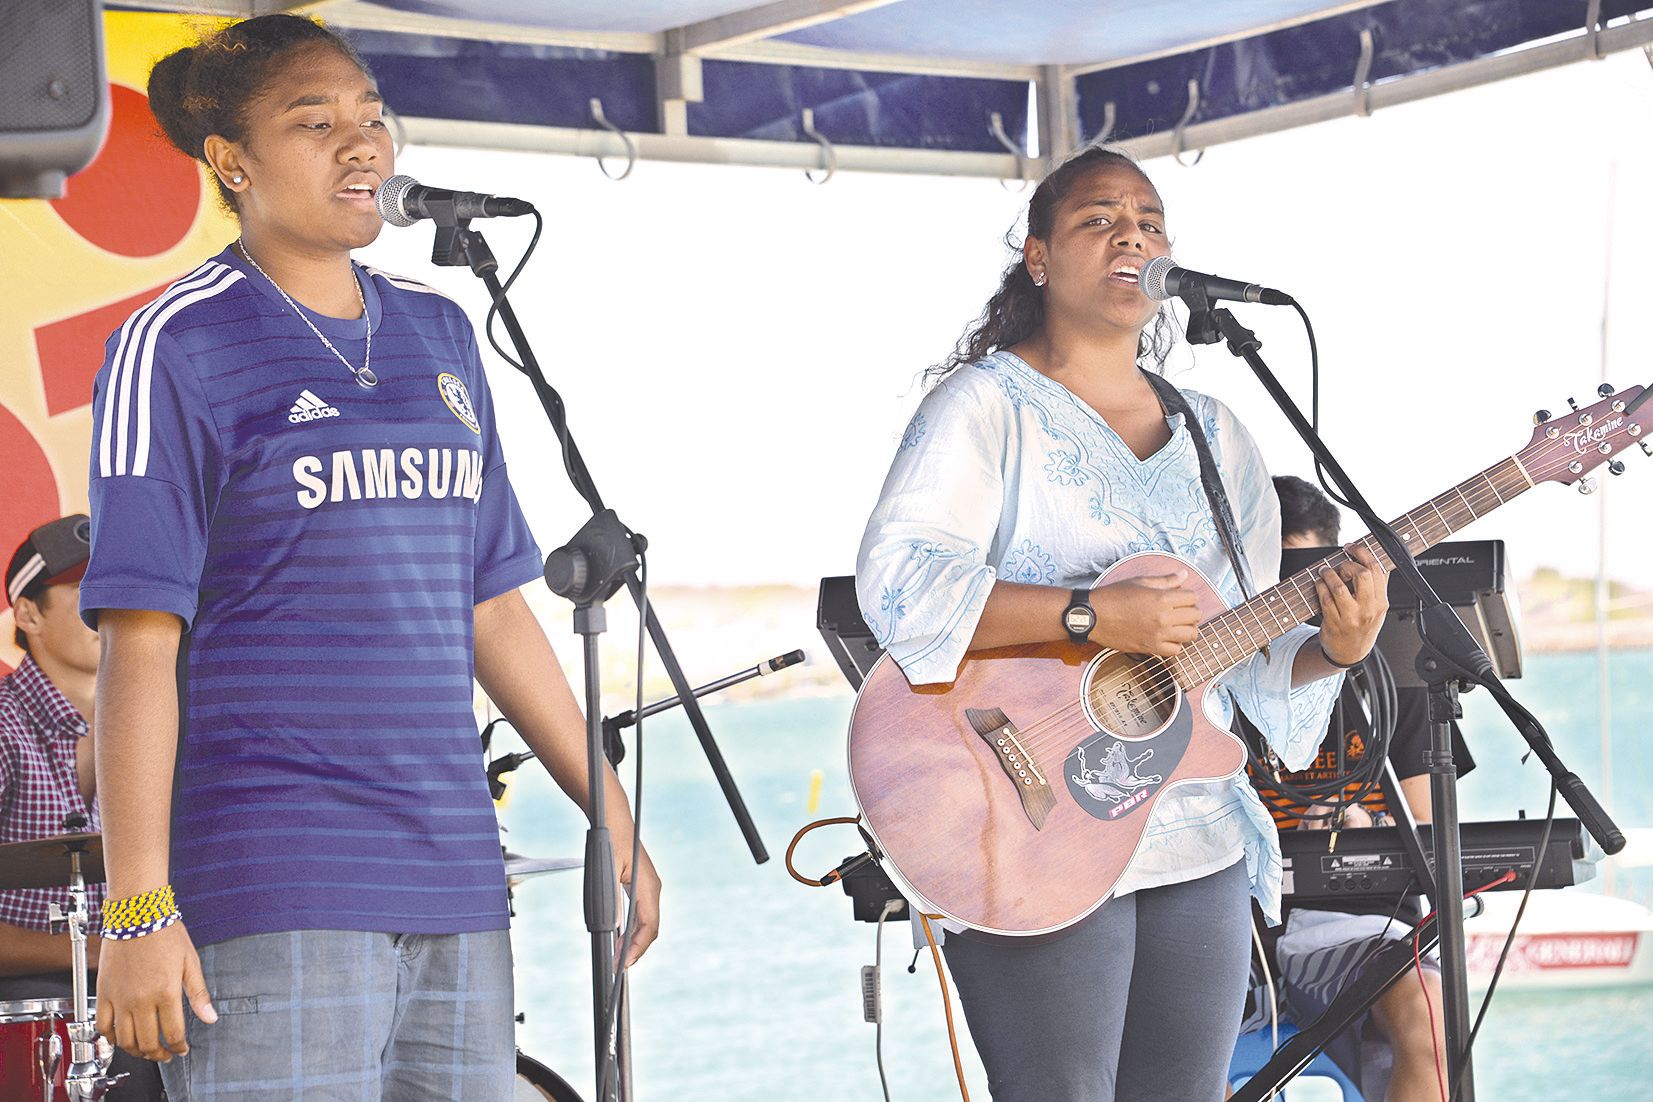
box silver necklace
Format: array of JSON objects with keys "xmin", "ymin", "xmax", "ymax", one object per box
[{"xmin": 238, "ymin": 241, "xmax": 376, "ymax": 388}]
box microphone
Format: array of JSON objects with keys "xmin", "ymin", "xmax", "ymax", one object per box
[
  {"xmin": 1140, "ymin": 255, "xmax": 1293, "ymax": 306},
  {"xmin": 375, "ymin": 174, "xmax": 535, "ymax": 227}
]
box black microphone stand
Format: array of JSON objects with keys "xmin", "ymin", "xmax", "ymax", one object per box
[
  {"xmin": 420, "ymin": 209, "xmax": 771, "ymax": 1102},
  {"xmin": 1175, "ymin": 287, "xmax": 1624, "ymax": 1102}
]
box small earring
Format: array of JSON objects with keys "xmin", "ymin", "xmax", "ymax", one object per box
[
  {"xmin": 1033, "ymin": 271, "xmax": 1047, "ymax": 287},
  {"xmin": 231, "ymin": 174, "xmax": 244, "ymax": 185}
]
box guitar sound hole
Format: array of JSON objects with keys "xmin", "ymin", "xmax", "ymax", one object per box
[{"xmin": 1082, "ymin": 651, "xmax": 1180, "ymax": 740}]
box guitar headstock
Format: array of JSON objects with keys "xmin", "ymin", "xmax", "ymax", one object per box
[{"xmin": 1520, "ymin": 383, "xmax": 1652, "ymax": 492}]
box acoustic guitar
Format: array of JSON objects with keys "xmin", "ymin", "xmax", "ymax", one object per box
[{"xmin": 847, "ymin": 385, "xmax": 1649, "ymax": 935}]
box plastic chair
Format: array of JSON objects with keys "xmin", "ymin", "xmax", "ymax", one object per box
[{"xmin": 1228, "ymin": 1022, "xmax": 1364, "ymax": 1101}]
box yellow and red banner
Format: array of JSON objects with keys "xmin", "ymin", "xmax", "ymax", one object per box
[{"xmin": 1, "ymin": 12, "xmax": 235, "ymax": 666}]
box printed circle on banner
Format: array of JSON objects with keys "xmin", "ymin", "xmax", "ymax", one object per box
[
  {"xmin": 50, "ymin": 84, "xmax": 200, "ymax": 258},
  {"xmin": 437, "ymin": 373, "xmax": 481, "ymax": 435},
  {"xmin": 0, "ymin": 405, "xmax": 63, "ymax": 586}
]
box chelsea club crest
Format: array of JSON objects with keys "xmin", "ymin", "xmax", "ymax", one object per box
[{"xmin": 437, "ymin": 372, "xmax": 481, "ymax": 435}]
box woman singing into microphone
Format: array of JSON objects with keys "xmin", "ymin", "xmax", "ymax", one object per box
[
  {"xmin": 856, "ymin": 146, "xmax": 1389, "ymax": 1101},
  {"xmin": 83, "ymin": 15, "xmax": 659, "ymax": 1099}
]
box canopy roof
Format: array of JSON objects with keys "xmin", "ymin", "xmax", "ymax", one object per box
[{"xmin": 122, "ymin": 1, "xmax": 1653, "ymax": 177}]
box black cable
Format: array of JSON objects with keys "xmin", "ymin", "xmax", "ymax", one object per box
[
  {"xmin": 1450, "ymin": 781, "xmax": 1558, "ymax": 1101},
  {"xmin": 1290, "ymin": 299, "xmax": 1351, "ymax": 510},
  {"xmin": 1242, "ymin": 647, "xmax": 1396, "ymax": 822},
  {"xmin": 479, "ymin": 210, "xmax": 594, "ymax": 516}
]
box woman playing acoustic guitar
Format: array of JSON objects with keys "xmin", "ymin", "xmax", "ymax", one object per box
[{"xmin": 855, "ymin": 146, "xmax": 1389, "ymax": 1101}]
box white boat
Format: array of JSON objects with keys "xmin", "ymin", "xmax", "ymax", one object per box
[{"xmin": 1464, "ymin": 883, "xmax": 1653, "ymax": 990}]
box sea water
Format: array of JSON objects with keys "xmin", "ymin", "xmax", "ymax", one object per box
[{"xmin": 500, "ymin": 649, "xmax": 1653, "ymax": 1101}]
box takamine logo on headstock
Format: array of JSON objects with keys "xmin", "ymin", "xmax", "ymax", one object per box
[{"xmin": 1521, "ymin": 382, "xmax": 1652, "ymax": 491}]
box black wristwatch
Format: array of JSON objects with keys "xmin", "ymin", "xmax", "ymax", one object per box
[{"xmin": 1062, "ymin": 588, "xmax": 1096, "ymax": 644}]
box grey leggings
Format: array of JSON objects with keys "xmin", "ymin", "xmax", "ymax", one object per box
[{"xmin": 941, "ymin": 859, "xmax": 1252, "ymax": 1102}]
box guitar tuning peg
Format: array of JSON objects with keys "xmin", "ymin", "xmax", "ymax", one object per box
[
  {"xmin": 1578, "ymin": 477, "xmax": 1599, "ymax": 495},
  {"xmin": 1532, "ymin": 409, "xmax": 1552, "ymax": 425},
  {"xmin": 1608, "ymin": 460, "xmax": 1626, "ymax": 475},
  {"xmin": 1598, "ymin": 383, "xmax": 1616, "ymax": 397},
  {"xmin": 1642, "ymin": 440, "xmax": 1653, "ymax": 457},
  {"xmin": 1567, "ymin": 397, "xmax": 1580, "ymax": 411}
]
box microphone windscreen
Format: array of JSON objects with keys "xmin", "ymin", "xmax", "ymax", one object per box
[
  {"xmin": 1140, "ymin": 255, "xmax": 1178, "ymax": 302},
  {"xmin": 376, "ymin": 174, "xmax": 419, "ymax": 227}
]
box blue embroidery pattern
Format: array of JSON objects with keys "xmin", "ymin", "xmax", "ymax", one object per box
[
  {"xmin": 1044, "ymin": 450, "xmax": 1087, "ymax": 486},
  {"xmin": 879, "ymin": 586, "xmax": 908, "ymax": 622},
  {"xmin": 1001, "ymin": 539, "xmax": 1057, "ymax": 584},
  {"xmin": 909, "ymin": 540, "xmax": 954, "ymax": 563},
  {"xmin": 900, "ymin": 412, "xmax": 927, "ymax": 450}
]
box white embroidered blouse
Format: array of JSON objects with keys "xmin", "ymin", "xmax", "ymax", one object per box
[{"xmin": 855, "ymin": 351, "xmax": 1342, "ymax": 923}]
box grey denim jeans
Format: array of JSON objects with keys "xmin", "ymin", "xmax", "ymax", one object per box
[{"xmin": 157, "ymin": 928, "xmax": 514, "ymax": 1101}]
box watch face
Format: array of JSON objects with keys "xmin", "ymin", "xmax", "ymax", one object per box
[{"xmin": 1065, "ymin": 606, "xmax": 1095, "ymax": 633}]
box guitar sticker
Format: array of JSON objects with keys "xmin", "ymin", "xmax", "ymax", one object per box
[{"xmin": 1064, "ymin": 706, "xmax": 1191, "ymax": 821}]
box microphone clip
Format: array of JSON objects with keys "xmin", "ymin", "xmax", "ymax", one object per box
[{"xmin": 1176, "ymin": 279, "xmax": 1224, "ymax": 347}]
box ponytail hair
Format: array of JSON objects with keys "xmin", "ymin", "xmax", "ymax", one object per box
[
  {"xmin": 146, "ymin": 14, "xmax": 371, "ymax": 212},
  {"xmin": 931, "ymin": 145, "xmax": 1175, "ymax": 384}
]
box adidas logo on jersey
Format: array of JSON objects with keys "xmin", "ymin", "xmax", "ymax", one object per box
[{"xmin": 289, "ymin": 389, "xmax": 341, "ymax": 424}]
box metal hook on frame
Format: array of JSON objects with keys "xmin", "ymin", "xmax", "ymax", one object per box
[
  {"xmin": 382, "ymin": 105, "xmax": 409, "ymax": 156},
  {"xmin": 988, "ymin": 111, "xmax": 1029, "ymax": 191},
  {"xmin": 1090, "ymin": 100, "xmax": 1117, "ymax": 147},
  {"xmin": 800, "ymin": 108, "xmax": 837, "ymax": 185},
  {"xmin": 589, "ymin": 98, "xmax": 636, "ymax": 181},
  {"xmin": 1170, "ymin": 79, "xmax": 1204, "ymax": 167},
  {"xmin": 1352, "ymin": 28, "xmax": 1376, "ymax": 117},
  {"xmin": 1586, "ymin": 0, "xmax": 1605, "ymax": 60}
]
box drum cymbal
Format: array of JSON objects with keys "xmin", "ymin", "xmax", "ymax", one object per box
[
  {"xmin": 0, "ymin": 833, "xmax": 104, "ymax": 890},
  {"xmin": 502, "ymin": 852, "xmax": 581, "ymax": 881}
]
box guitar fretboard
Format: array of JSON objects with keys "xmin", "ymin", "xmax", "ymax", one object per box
[{"xmin": 1169, "ymin": 456, "xmax": 1533, "ymax": 687}]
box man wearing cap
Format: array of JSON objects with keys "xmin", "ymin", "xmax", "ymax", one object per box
[
  {"xmin": 1, "ymin": 515, "xmax": 103, "ymax": 988},
  {"xmin": 3, "ymin": 515, "xmax": 164, "ymax": 1098}
]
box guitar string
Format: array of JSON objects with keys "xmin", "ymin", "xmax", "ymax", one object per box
[
  {"xmin": 993, "ymin": 450, "xmax": 1583, "ymax": 764},
  {"xmin": 1006, "ymin": 473, "xmax": 1522, "ymax": 764},
  {"xmin": 1008, "ymin": 472, "xmax": 1517, "ymax": 752},
  {"xmin": 1008, "ymin": 433, "xmax": 1618, "ymax": 765},
  {"xmin": 1011, "ymin": 424, "xmax": 1613, "ymax": 732}
]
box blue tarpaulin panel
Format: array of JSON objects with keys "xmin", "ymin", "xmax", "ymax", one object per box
[
  {"xmin": 1076, "ymin": 0, "xmax": 1648, "ymax": 143},
  {"xmin": 348, "ymin": 30, "xmax": 1028, "ymax": 154},
  {"xmin": 690, "ymin": 63, "xmax": 1026, "ymax": 151},
  {"xmin": 349, "ymin": 33, "xmax": 661, "ymax": 133},
  {"xmin": 119, "ymin": 0, "xmax": 1648, "ymax": 169}
]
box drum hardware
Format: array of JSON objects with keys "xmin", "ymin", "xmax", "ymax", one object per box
[
  {"xmin": 43, "ymin": 820, "xmax": 123, "ymax": 1101},
  {"xmin": 0, "ymin": 819, "xmax": 122, "ymax": 1100}
]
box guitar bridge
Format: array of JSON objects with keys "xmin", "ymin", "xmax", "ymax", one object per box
[{"xmin": 964, "ymin": 707, "xmax": 1056, "ymax": 830}]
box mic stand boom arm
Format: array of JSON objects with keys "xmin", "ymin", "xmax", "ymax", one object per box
[
  {"xmin": 428, "ymin": 220, "xmax": 769, "ymax": 865},
  {"xmin": 1181, "ymin": 288, "xmax": 1622, "ymax": 1102},
  {"xmin": 428, "ymin": 217, "xmax": 771, "ymax": 1100}
]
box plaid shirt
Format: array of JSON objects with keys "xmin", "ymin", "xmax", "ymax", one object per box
[{"xmin": 0, "ymin": 656, "xmax": 104, "ymax": 932}]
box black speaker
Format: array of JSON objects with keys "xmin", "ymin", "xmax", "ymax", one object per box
[{"xmin": 0, "ymin": 0, "xmax": 109, "ymax": 199}]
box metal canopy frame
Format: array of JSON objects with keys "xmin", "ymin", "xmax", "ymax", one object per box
[{"xmin": 118, "ymin": 1, "xmax": 1653, "ymax": 179}]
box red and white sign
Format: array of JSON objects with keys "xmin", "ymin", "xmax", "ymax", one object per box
[{"xmin": 1468, "ymin": 931, "xmax": 1639, "ymax": 974}]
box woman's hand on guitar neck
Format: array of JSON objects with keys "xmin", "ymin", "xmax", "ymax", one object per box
[{"xmin": 1313, "ymin": 543, "xmax": 1390, "ymax": 667}]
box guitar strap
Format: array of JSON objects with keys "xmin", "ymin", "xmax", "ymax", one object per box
[{"xmin": 1141, "ymin": 371, "xmax": 1259, "ymax": 603}]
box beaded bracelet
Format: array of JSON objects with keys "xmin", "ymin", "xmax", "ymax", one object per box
[
  {"xmin": 101, "ymin": 884, "xmax": 181, "ymax": 940},
  {"xmin": 103, "ymin": 911, "xmax": 182, "ymax": 941}
]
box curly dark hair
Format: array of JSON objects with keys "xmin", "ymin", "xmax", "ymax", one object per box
[
  {"xmin": 1273, "ymin": 475, "xmax": 1341, "ymax": 545},
  {"xmin": 146, "ymin": 14, "xmax": 372, "ymax": 213},
  {"xmin": 930, "ymin": 145, "xmax": 1175, "ymax": 384}
]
